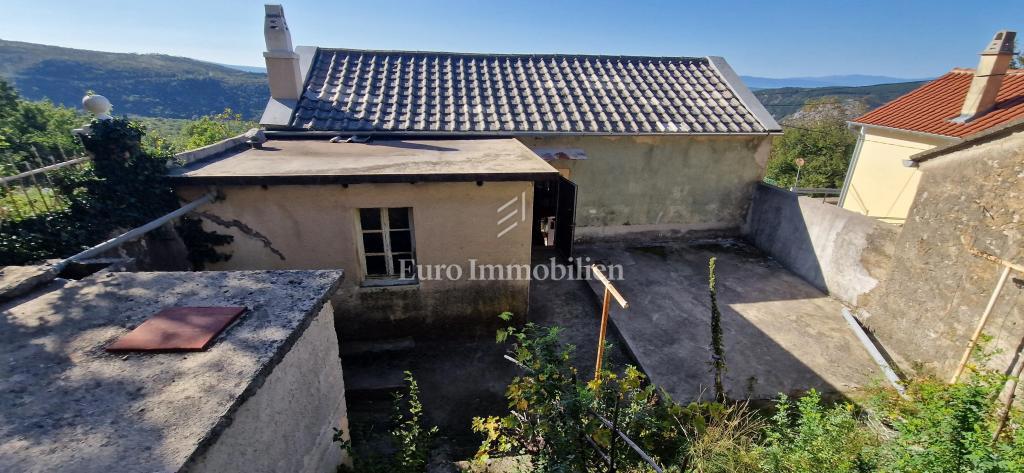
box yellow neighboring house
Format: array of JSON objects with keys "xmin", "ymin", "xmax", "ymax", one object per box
[{"xmin": 840, "ymin": 30, "xmax": 1023, "ymax": 224}]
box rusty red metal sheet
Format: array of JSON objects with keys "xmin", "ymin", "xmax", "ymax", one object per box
[{"xmin": 106, "ymin": 306, "xmax": 246, "ymax": 352}]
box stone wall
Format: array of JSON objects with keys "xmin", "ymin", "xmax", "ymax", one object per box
[
  {"xmin": 860, "ymin": 131, "xmax": 1024, "ymax": 376},
  {"xmin": 743, "ymin": 183, "xmax": 897, "ymax": 308},
  {"xmin": 518, "ymin": 134, "xmax": 772, "ymax": 241}
]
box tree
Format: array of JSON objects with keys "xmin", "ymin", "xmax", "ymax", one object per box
[
  {"xmin": 0, "ymin": 78, "xmax": 84, "ymax": 173},
  {"xmin": 764, "ymin": 98, "xmax": 859, "ymax": 189},
  {"xmin": 174, "ymin": 108, "xmax": 255, "ymax": 151}
]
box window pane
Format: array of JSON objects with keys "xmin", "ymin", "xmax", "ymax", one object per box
[
  {"xmin": 360, "ymin": 208, "xmax": 382, "ymax": 230},
  {"xmin": 365, "ymin": 255, "xmax": 387, "ymax": 276},
  {"xmin": 390, "ymin": 230, "xmax": 412, "ymax": 252},
  {"xmin": 362, "ymin": 232, "xmax": 385, "ymax": 253},
  {"xmin": 393, "ymin": 255, "xmax": 415, "ymax": 278},
  {"xmin": 388, "ymin": 207, "xmax": 410, "ymax": 229}
]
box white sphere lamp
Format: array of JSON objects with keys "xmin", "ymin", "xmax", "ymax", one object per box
[{"xmin": 82, "ymin": 94, "xmax": 113, "ymax": 120}]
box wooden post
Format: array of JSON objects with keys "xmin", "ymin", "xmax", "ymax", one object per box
[
  {"xmin": 592, "ymin": 265, "xmax": 628, "ymax": 380},
  {"xmin": 993, "ymin": 346, "xmax": 1024, "ymax": 442},
  {"xmin": 950, "ymin": 264, "xmax": 1012, "ymax": 383}
]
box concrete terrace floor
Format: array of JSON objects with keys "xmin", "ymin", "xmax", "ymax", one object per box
[{"xmin": 578, "ymin": 239, "xmax": 882, "ymax": 402}]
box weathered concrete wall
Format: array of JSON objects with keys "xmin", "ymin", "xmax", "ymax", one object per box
[
  {"xmin": 190, "ymin": 303, "xmax": 349, "ymax": 473},
  {"xmin": 744, "ymin": 183, "xmax": 898, "ymax": 308},
  {"xmin": 518, "ymin": 134, "xmax": 772, "ymax": 240},
  {"xmin": 860, "ymin": 131, "xmax": 1024, "ymax": 376},
  {"xmin": 177, "ymin": 181, "xmax": 533, "ymax": 339}
]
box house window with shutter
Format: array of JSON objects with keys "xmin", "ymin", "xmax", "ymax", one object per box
[{"xmin": 358, "ymin": 208, "xmax": 416, "ymax": 279}]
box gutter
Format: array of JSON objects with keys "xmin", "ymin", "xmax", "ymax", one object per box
[
  {"xmin": 842, "ymin": 308, "xmax": 907, "ymax": 398},
  {"xmin": 260, "ymin": 129, "xmax": 783, "ymax": 139},
  {"xmin": 846, "ymin": 121, "xmax": 962, "ymax": 143},
  {"xmin": 168, "ymin": 172, "xmax": 559, "ymax": 187}
]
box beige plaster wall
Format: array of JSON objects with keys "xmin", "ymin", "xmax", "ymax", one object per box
[
  {"xmin": 841, "ymin": 127, "xmax": 952, "ymax": 225},
  {"xmin": 189, "ymin": 303, "xmax": 350, "ymax": 473},
  {"xmin": 517, "ymin": 134, "xmax": 772, "ymax": 240},
  {"xmin": 177, "ymin": 181, "xmax": 533, "ymax": 338}
]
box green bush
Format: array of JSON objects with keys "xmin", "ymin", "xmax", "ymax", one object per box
[
  {"xmin": 758, "ymin": 390, "xmax": 878, "ymax": 473},
  {"xmin": 0, "ymin": 116, "xmax": 232, "ymax": 266},
  {"xmin": 475, "ymin": 319, "xmax": 1024, "ymax": 473},
  {"xmin": 338, "ymin": 371, "xmax": 438, "ymax": 473},
  {"xmin": 173, "ymin": 108, "xmax": 254, "ymax": 152},
  {"xmin": 869, "ymin": 368, "xmax": 1024, "ymax": 473},
  {"xmin": 476, "ymin": 315, "xmax": 760, "ymax": 472}
]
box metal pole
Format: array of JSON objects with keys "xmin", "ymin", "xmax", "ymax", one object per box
[
  {"xmin": 950, "ymin": 265, "xmax": 1012, "ymax": 383},
  {"xmin": 53, "ymin": 192, "xmax": 216, "ymax": 271}
]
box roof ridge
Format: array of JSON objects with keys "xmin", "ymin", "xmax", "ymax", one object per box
[
  {"xmin": 948, "ymin": 67, "xmax": 1024, "ymax": 74},
  {"xmin": 315, "ymin": 47, "xmax": 709, "ymax": 62}
]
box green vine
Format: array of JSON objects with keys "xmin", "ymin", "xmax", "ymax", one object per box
[
  {"xmin": 0, "ymin": 117, "xmax": 232, "ymax": 267},
  {"xmin": 709, "ymin": 257, "xmax": 727, "ymax": 401}
]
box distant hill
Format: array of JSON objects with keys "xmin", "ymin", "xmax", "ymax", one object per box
[
  {"xmin": 753, "ymin": 81, "xmax": 927, "ymax": 121},
  {"xmin": 0, "ymin": 39, "xmax": 929, "ymax": 126},
  {"xmin": 741, "ymin": 74, "xmax": 929, "ymax": 89},
  {"xmin": 214, "ymin": 63, "xmax": 267, "ymax": 74},
  {"xmin": 0, "ymin": 40, "xmax": 268, "ymax": 119}
]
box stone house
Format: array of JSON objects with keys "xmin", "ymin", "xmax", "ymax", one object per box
[
  {"xmin": 171, "ymin": 5, "xmax": 780, "ymax": 339},
  {"xmin": 840, "ymin": 30, "xmax": 1023, "ymax": 225},
  {"xmin": 860, "ymin": 118, "xmax": 1024, "ymax": 377}
]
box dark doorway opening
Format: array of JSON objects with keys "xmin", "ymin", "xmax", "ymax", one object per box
[{"xmin": 532, "ymin": 176, "xmax": 577, "ymax": 260}]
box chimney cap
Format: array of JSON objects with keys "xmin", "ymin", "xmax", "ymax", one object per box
[{"xmin": 981, "ymin": 30, "xmax": 1015, "ymax": 55}]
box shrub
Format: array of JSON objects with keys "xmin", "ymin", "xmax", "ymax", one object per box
[
  {"xmin": 475, "ymin": 316, "xmax": 761, "ymax": 472},
  {"xmin": 869, "ymin": 364, "xmax": 1024, "ymax": 473},
  {"xmin": 338, "ymin": 371, "xmax": 438, "ymax": 473},
  {"xmin": 174, "ymin": 108, "xmax": 254, "ymax": 151},
  {"xmin": 758, "ymin": 390, "xmax": 878, "ymax": 473}
]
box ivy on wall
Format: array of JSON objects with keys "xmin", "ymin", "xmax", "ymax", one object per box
[{"xmin": 0, "ymin": 117, "xmax": 231, "ymax": 267}]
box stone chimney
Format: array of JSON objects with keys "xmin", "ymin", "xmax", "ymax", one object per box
[
  {"xmin": 955, "ymin": 30, "xmax": 1016, "ymax": 123},
  {"xmin": 263, "ymin": 4, "xmax": 302, "ymax": 101}
]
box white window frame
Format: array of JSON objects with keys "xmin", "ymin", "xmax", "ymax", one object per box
[{"xmin": 356, "ymin": 207, "xmax": 416, "ymax": 280}]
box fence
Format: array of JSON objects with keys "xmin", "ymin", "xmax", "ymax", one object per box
[{"xmin": 0, "ymin": 144, "xmax": 90, "ymax": 224}]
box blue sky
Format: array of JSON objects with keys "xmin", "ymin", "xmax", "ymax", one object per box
[{"xmin": 3, "ymin": 0, "xmax": 1022, "ymax": 78}]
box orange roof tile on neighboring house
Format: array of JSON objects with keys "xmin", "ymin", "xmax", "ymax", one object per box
[{"xmin": 852, "ymin": 68, "xmax": 1024, "ymax": 138}]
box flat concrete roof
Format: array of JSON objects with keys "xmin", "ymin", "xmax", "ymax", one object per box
[
  {"xmin": 0, "ymin": 269, "xmax": 343, "ymax": 473},
  {"xmin": 169, "ymin": 138, "xmax": 558, "ymax": 186}
]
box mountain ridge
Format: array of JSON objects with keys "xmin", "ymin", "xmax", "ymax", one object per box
[
  {"xmin": 0, "ymin": 39, "xmax": 268, "ymax": 119},
  {"xmin": 0, "ymin": 39, "xmax": 928, "ymax": 124},
  {"xmin": 741, "ymin": 74, "xmax": 930, "ymax": 89}
]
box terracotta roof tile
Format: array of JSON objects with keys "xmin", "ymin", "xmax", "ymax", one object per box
[
  {"xmin": 291, "ymin": 49, "xmax": 777, "ymax": 134},
  {"xmin": 852, "ymin": 69, "xmax": 1024, "ymax": 138}
]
